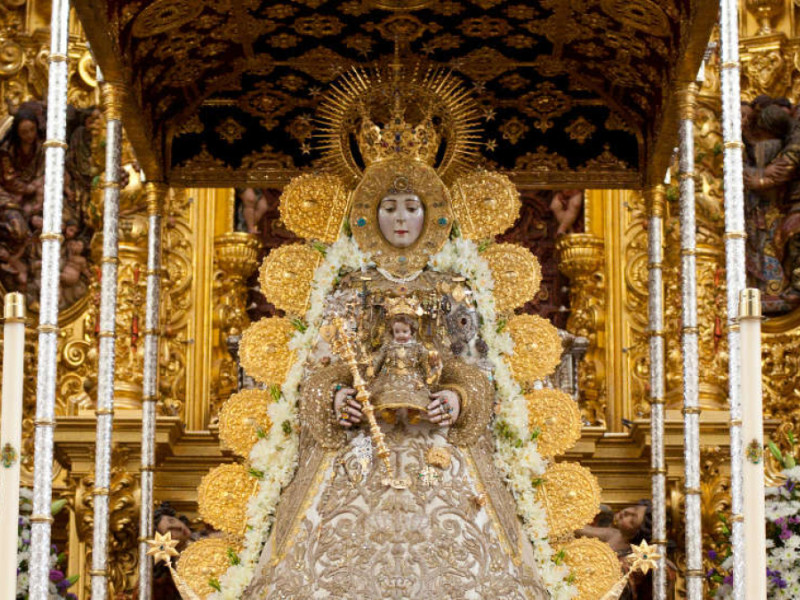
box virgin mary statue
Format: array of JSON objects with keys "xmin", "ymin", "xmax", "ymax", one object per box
[{"xmin": 178, "ymin": 68, "xmax": 611, "ymax": 600}]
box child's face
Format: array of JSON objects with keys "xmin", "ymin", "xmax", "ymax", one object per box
[{"xmin": 392, "ymin": 321, "xmax": 412, "ymax": 343}]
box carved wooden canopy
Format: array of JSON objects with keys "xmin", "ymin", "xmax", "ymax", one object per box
[{"xmin": 75, "ymin": 0, "xmax": 715, "ymax": 188}]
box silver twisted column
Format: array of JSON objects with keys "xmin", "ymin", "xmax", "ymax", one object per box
[
  {"xmin": 677, "ymin": 81, "xmax": 703, "ymax": 599},
  {"xmin": 138, "ymin": 182, "xmax": 167, "ymax": 600},
  {"xmin": 28, "ymin": 1, "xmax": 70, "ymax": 597},
  {"xmin": 91, "ymin": 80, "xmax": 124, "ymax": 600},
  {"xmin": 719, "ymin": 1, "xmax": 746, "ymax": 597},
  {"xmin": 646, "ymin": 184, "xmax": 667, "ymax": 600}
]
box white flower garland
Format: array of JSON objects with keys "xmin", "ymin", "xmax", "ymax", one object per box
[
  {"xmin": 211, "ymin": 236, "xmax": 372, "ymax": 599},
  {"xmin": 429, "ymin": 238, "xmax": 577, "ymax": 600}
]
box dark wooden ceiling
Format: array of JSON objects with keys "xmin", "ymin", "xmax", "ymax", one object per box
[{"xmin": 75, "ymin": 0, "xmax": 715, "ymax": 188}]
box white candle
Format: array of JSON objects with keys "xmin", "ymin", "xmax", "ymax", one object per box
[
  {"xmin": 739, "ymin": 288, "xmax": 766, "ymax": 600},
  {"xmin": 1, "ymin": 292, "xmax": 25, "ymax": 600}
]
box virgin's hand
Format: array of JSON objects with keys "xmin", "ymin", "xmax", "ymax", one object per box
[
  {"xmin": 333, "ymin": 387, "xmax": 361, "ymax": 428},
  {"xmin": 427, "ymin": 390, "xmax": 460, "ymax": 426}
]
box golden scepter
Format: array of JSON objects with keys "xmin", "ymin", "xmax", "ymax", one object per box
[{"xmin": 323, "ymin": 317, "xmax": 405, "ymax": 486}]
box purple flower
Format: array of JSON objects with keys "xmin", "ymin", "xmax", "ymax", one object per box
[
  {"xmin": 66, "ymin": 594, "xmax": 78, "ymax": 600},
  {"xmin": 723, "ymin": 575, "xmax": 733, "ymax": 585},
  {"xmin": 779, "ymin": 528, "xmax": 792, "ymax": 540},
  {"xmin": 708, "ymin": 550, "xmax": 718, "ymax": 561},
  {"xmin": 56, "ymin": 578, "xmax": 71, "ymax": 590},
  {"xmin": 49, "ymin": 568, "xmax": 64, "ymax": 582}
]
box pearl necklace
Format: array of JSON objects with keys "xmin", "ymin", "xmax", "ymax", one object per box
[{"xmin": 377, "ymin": 267, "xmax": 424, "ymax": 284}]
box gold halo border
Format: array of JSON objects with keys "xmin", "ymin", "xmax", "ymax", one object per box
[
  {"xmin": 177, "ymin": 536, "xmax": 244, "ymax": 598},
  {"xmin": 197, "ymin": 463, "xmax": 259, "ymax": 536},
  {"xmin": 350, "ymin": 159, "xmax": 453, "ymax": 277},
  {"xmin": 526, "ymin": 388, "xmax": 582, "ymax": 458},
  {"xmin": 239, "ymin": 317, "xmax": 296, "ymax": 387},
  {"xmin": 506, "ymin": 314, "xmax": 563, "ymax": 385},
  {"xmin": 450, "ymin": 171, "xmax": 521, "ymax": 240},
  {"xmin": 218, "ymin": 388, "xmax": 272, "ymax": 458},
  {"xmin": 482, "ymin": 243, "xmax": 542, "ymax": 313},
  {"xmin": 279, "ymin": 173, "xmax": 350, "ymax": 244},
  {"xmin": 557, "ymin": 537, "xmax": 622, "ymax": 600},
  {"xmin": 538, "ymin": 462, "xmax": 602, "ymax": 538},
  {"xmin": 258, "ymin": 243, "xmax": 323, "ymax": 316}
]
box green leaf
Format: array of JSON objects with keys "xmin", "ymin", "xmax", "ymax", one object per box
[
  {"xmin": 311, "ymin": 241, "xmax": 328, "ymax": 256},
  {"xmin": 342, "ymin": 218, "xmax": 352, "ymax": 237},
  {"xmin": 248, "ymin": 468, "xmax": 265, "ymax": 479},
  {"xmin": 495, "ymin": 318, "xmax": 507, "ymax": 334},
  {"xmin": 281, "ymin": 420, "xmax": 293, "ymax": 436},
  {"xmin": 566, "ymin": 572, "xmax": 576, "ymax": 585},
  {"xmin": 227, "ymin": 547, "xmax": 241, "ymax": 566},
  {"xmin": 269, "ymin": 384, "xmax": 282, "ymax": 403},
  {"xmin": 450, "ymin": 220, "xmax": 462, "ymax": 239},
  {"xmin": 209, "ymin": 578, "xmax": 222, "ymax": 592},
  {"xmin": 291, "ymin": 317, "xmax": 308, "ymax": 333},
  {"xmin": 530, "ymin": 428, "xmax": 541, "ymax": 441},
  {"xmin": 531, "ymin": 477, "xmax": 543, "ymax": 487},
  {"xmin": 67, "ymin": 574, "xmax": 80, "ymax": 586},
  {"xmin": 767, "ymin": 441, "xmax": 784, "ymax": 465},
  {"xmin": 478, "ymin": 239, "xmax": 492, "ymax": 253},
  {"xmin": 51, "ymin": 499, "xmax": 67, "ymax": 516}
]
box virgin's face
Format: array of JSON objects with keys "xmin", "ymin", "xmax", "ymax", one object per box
[
  {"xmin": 378, "ymin": 193, "xmax": 424, "ymax": 248},
  {"xmin": 17, "ymin": 119, "xmax": 38, "ymax": 146}
]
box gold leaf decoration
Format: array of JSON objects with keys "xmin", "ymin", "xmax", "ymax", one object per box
[
  {"xmin": 506, "ymin": 314, "xmax": 562, "ymax": 385},
  {"xmin": 258, "ymin": 244, "xmax": 323, "ymax": 316},
  {"xmin": 526, "ymin": 388, "xmax": 582, "ymax": 458},
  {"xmin": 218, "ymin": 389, "xmax": 272, "ymax": 458},
  {"xmin": 279, "ymin": 173, "xmax": 349, "ymax": 244},
  {"xmin": 239, "ymin": 318, "xmax": 296, "ymax": 386},
  {"xmin": 177, "ymin": 536, "xmax": 244, "ymax": 598},
  {"xmin": 198, "ymin": 464, "xmax": 259, "ymax": 536},
  {"xmin": 482, "ymin": 243, "xmax": 541, "ymax": 312},
  {"xmin": 537, "ymin": 462, "xmax": 601, "ymax": 537},
  {"xmin": 557, "ymin": 537, "xmax": 621, "ymax": 600},
  {"xmin": 450, "ymin": 171, "xmax": 521, "ymax": 240}
]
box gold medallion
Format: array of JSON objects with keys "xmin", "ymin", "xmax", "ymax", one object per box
[
  {"xmin": 537, "ymin": 462, "xmax": 601, "ymax": 538},
  {"xmin": 197, "ymin": 463, "xmax": 259, "ymax": 536},
  {"xmin": 506, "ymin": 314, "xmax": 562, "ymax": 385},
  {"xmin": 450, "ymin": 171, "xmax": 521, "ymax": 240},
  {"xmin": 556, "ymin": 537, "xmax": 621, "ymax": 600},
  {"xmin": 239, "ymin": 317, "xmax": 296, "ymax": 386},
  {"xmin": 279, "ymin": 173, "xmax": 350, "ymax": 243},
  {"xmin": 526, "ymin": 388, "xmax": 582, "ymax": 458},
  {"xmin": 483, "ymin": 243, "xmax": 542, "ymax": 312},
  {"xmin": 258, "ymin": 244, "xmax": 323, "ymax": 316},
  {"xmin": 177, "ymin": 536, "xmax": 244, "ymax": 597},
  {"xmin": 218, "ymin": 389, "xmax": 272, "ymax": 458}
]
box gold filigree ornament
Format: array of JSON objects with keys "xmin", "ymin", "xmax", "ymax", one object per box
[
  {"xmin": 218, "ymin": 389, "xmax": 272, "ymax": 458},
  {"xmin": 198, "ymin": 463, "xmax": 259, "ymax": 536},
  {"xmin": 537, "ymin": 462, "xmax": 601, "ymax": 538},
  {"xmin": 449, "ymin": 171, "xmax": 521, "ymax": 240},
  {"xmin": 482, "ymin": 243, "xmax": 541, "ymax": 312},
  {"xmin": 526, "ymin": 388, "xmax": 582, "ymax": 458},
  {"xmin": 177, "ymin": 536, "xmax": 244, "ymax": 598},
  {"xmin": 279, "ymin": 173, "xmax": 349, "ymax": 244},
  {"xmin": 239, "ymin": 317, "xmax": 296, "ymax": 386},
  {"xmin": 350, "ymin": 158, "xmax": 454, "ymax": 277},
  {"xmin": 557, "ymin": 537, "xmax": 621, "ymax": 600},
  {"xmin": 506, "ymin": 314, "xmax": 563, "ymax": 385},
  {"xmin": 258, "ymin": 244, "xmax": 323, "ymax": 316}
]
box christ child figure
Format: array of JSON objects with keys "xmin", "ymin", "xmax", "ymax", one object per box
[{"xmin": 366, "ymin": 313, "xmax": 442, "ymax": 414}]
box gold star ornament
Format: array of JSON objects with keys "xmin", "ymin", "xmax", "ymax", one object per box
[
  {"xmin": 629, "ymin": 540, "xmax": 660, "ymax": 575},
  {"xmin": 146, "ymin": 531, "xmax": 180, "ymax": 565}
]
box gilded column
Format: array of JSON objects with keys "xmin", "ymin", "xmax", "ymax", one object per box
[
  {"xmin": 677, "ymin": 81, "xmax": 703, "ymax": 600},
  {"xmin": 91, "ymin": 78, "xmax": 124, "ymax": 600},
  {"xmin": 720, "ymin": 1, "xmax": 746, "ymax": 597},
  {"xmin": 138, "ymin": 182, "xmax": 167, "ymax": 600},
  {"xmin": 29, "ymin": 1, "xmax": 71, "ymax": 597},
  {"xmin": 645, "ymin": 184, "xmax": 667, "ymax": 600}
]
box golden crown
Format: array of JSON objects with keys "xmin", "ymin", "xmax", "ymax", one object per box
[
  {"xmin": 316, "ymin": 62, "xmax": 482, "ymax": 185},
  {"xmin": 385, "ymin": 295, "xmax": 421, "ymax": 318},
  {"xmin": 357, "ymin": 105, "xmax": 440, "ymax": 167}
]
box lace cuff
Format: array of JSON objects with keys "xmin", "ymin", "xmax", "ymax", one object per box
[{"xmin": 299, "ymin": 363, "xmax": 352, "ymax": 449}]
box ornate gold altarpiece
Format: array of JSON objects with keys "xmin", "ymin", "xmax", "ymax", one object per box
[{"xmin": 0, "ymin": 0, "xmax": 799, "ymax": 597}]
